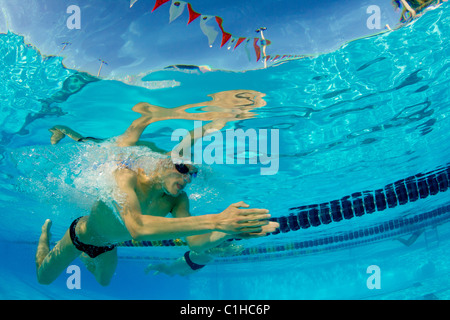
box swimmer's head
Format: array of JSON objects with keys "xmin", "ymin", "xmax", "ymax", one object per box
[
  {"xmin": 160, "ymin": 159, "xmax": 198, "ymax": 196},
  {"xmin": 139, "ymin": 157, "xmax": 198, "ymax": 197}
]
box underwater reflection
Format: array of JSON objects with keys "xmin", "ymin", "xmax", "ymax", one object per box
[{"xmin": 49, "ymin": 89, "xmax": 267, "ymax": 155}]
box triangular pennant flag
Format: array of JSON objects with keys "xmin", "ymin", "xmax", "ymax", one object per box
[
  {"xmin": 187, "ymin": 3, "xmax": 201, "ymax": 24},
  {"xmin": 234, "ymin": 37, "xmax": 246, "ymax": 50},
  {"xmin": 253, "ymin": 38, "xmax": 261, "ymax": 62},
  {"xmin": 200, "ymin": 15, "xmax": 219, "ymax": 47},
  {"xmin": 215, "ymin": 16, "xmax": 231, "ymax": 47},
  {"xmin": 220, "ymin": 32, "xmax": 232, "ymax": 48},
  {"xmin": 152, "ymin": 0, "xmax": 170, "ymax": 12},
  {"xmin": 244, "ymin": 39, "xmax": 252, "ymax": 61},
  {"xmin": 169, "ymin": 0, "xmax": 187, "ymax": 23},
  {"xmin": 130, "ymin": 0, "xmax": 138, "ymax": 8},
  {"xmin": 227, "ymin": 37, "xmax": 236, "ymax": 50},
  {"xmin": 215, "ymin": 16, "xmax": 224, "ymax": 30}
]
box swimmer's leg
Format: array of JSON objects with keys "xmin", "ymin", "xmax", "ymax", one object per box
[
  {"xmin": 35, "ymin": 219, "xmax": 52, "ymax": 268},
  {"xmin": 35, "ymin": 220, "xmax": 81, "ymax": 285},
  {"xmin": 145, "ymin": 251, "xmax": 212, "ymax": 277},
  {"xmin": 115, "ymin": 102, "xmax": 157, "ymax": 147},
  {"xmin": 79, "ymin": 248, "xmax": 118, "ymax": 286}
]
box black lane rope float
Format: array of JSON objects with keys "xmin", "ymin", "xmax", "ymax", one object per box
[
  {"xmin": 119, "ymin": 203, "xmax": 450, "ymax": 263},
  {"xmin": 116, "ymin": 163, "xmax": 450, "ymax": 249},
  {"xmin": 269, "ymin": 164, "xmax": 450, "ymax": 234},
  {"xmin": 25, "ymin": 163, "xmax": 450, "ymax": 262},
  {"xmin": 15, "ymin": 164, "xmax": 450, "ymax": 261}
]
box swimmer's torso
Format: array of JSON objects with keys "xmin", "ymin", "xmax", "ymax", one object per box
[{"xmin": 80, "ymin": 189, "xmax": 180, "ymax": 246}]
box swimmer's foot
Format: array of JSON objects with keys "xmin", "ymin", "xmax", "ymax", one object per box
[
  {"xmin": 49, "ymin": 128, "xmax": 66, "ymax": 145},
  {"xmin": 35, "ymin": 219, "xmax": 52, "ymax": 269},
  {"xmin": 80, "ymin": 252, "xmax": 97, "ymax": 275}
]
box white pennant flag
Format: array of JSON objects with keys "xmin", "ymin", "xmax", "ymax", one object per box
[
  {"xmin": 227, "ymin": 36, "xmax": 237, "ymax": 50},
  {"xmin": 130, "ymin": 0, "xmax": 138, "ymax": 8},
  {"xmin": 200, "ymin": 15, "xmax": 218, "ymax": 47},
  {"xmin": 244, "ymin": 39, "xmax": 252, "ymax": 61},
  {"xmin": 169, "ymin": 1, "xmax": 187, "ymax": 23}
]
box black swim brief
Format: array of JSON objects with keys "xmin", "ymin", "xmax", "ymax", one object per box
[
  {"xmin": 184, "ymin": 251, "xmax": 206, "ymax": 271},
  {"xmin": 69, "ymin": 217, "xmax": 116, "ymax": 259}
]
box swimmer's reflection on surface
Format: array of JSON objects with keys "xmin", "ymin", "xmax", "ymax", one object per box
[
  {"xmin": 37, "ymin": 89, "xmax": 278, "ymax": 285},
  {"xmin": 49, "ymin": 89, "xmax": 267, "ymax": 155}
]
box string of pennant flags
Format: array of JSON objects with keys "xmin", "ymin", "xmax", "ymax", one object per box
[{"xmin": 128, "ymin": 0, "xmax": 309, "ymax": 66}]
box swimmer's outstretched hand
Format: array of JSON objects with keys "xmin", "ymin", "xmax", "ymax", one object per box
[
  {"xmin": 215, "ymin": 201, "xmax": 271, "ymax": 234},
  {"xmin": 235, "ymin": 221, "xmax": 280, "ymax": 239}
]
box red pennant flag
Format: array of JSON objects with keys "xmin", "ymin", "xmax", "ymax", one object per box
[
  {"xmin": 187, "ymin": 3, "xmax": 201, "ymax": 24},
  {"xmin": 215, "ymin": 16, "xmax": 224, "ymax": 30},
  {"xmin": 221, "ymin": 32, "xmax": 232, "ymax": 47},
  {"xmin": 253, "ymin": 38, "xmax": 261, "ymax": 62},
  {"xmin": 215, "ymin": 16, "xmax": 231, "ymax": 47},
  {"xmin": 234, "ymin": 37, "xmax": 246, "ymax": 50},
  {"xmin": 152, "ymin": 0, "xmax": 170, "ymax": 12}
]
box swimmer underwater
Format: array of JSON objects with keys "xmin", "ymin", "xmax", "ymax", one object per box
[{"xmin": 36, "ymin": 96, "xmax": 279, "ymax": 286}]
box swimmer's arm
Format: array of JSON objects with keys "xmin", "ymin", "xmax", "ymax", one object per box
[
  {"xmin": 171, "ymin": 192, "xmax": 232, "ymax": 253},
  {"xmin": 172, "ymin": 195, "xmax": 280, "ymax": 252},
  {"xmin": 115, "ymin": 103, "xmax": 153, "ymax": 147},
  {"xmin": 186, "ymin": 232, "xmax": 233, "ymax": 253},
  {"xmin": 114, "ymin": 170, "xmax": 218, "ymax": 240},
  {"xmin": 114, "ymin": 169, "xmax": 271, "ymax": 241}
]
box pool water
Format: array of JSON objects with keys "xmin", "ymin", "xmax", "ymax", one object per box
[{"xmin": 1, "ymin": 2, "xmax": 450, "ymax": 300}]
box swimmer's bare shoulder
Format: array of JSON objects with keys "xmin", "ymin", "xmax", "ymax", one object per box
[{"xmin": 114, "ymin": 168, "xmax": 137, "ymax": 191}]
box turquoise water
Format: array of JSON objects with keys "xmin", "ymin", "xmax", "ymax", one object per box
[{"xmin": 1, "ymin": 3, "xmax": 450, "ymax": 300}]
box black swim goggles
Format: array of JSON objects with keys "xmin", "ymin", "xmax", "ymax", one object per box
[{"xmin": 174, "ymin": 163, "xmax": 198, "ymax": 178}]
